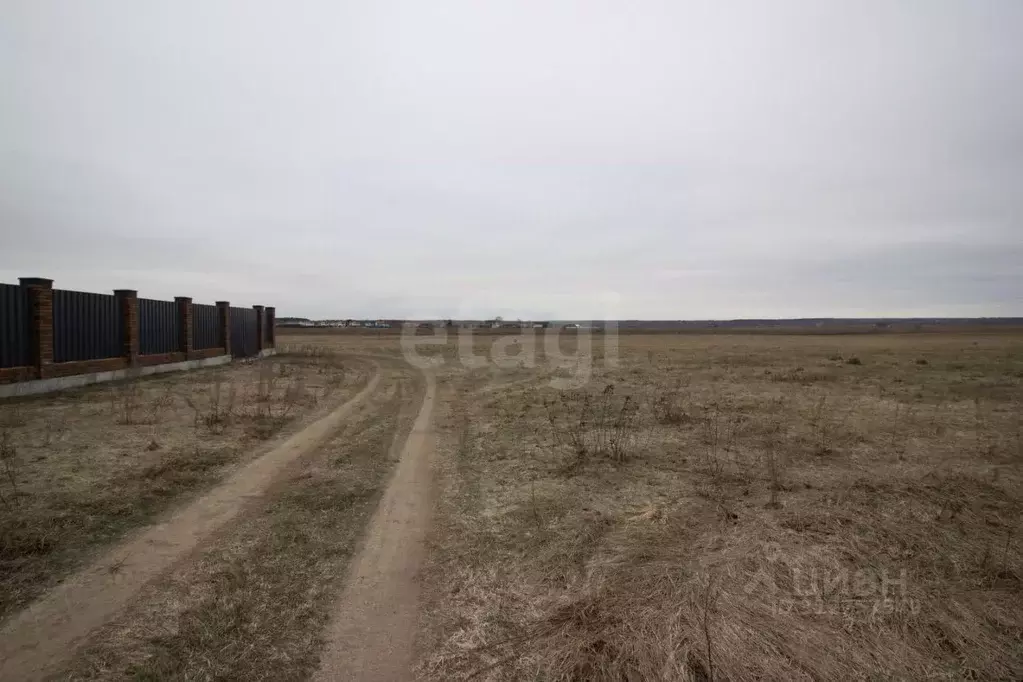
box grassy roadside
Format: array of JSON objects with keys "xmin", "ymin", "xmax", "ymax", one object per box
[
  {"xmin": 0, "ymin": 351, "xmax": 367, "ymax": 621},
  {"xmin": 59, "ymin": 366, "xmax": 420, "ymax": 681}
]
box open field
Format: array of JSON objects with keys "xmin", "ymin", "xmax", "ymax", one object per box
[
  {"xmin": 1, "ymin": 329, "xmax": 1020, "ymax": 680},
  {"xmin": 411, "ymin": 331, "xmax": 1023, "ymax": 680}
]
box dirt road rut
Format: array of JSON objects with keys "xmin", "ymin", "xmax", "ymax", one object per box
[
  {"xmin": 0, "ymin": 363, "xmax": 383, "ymax": 681},
  {"xmin": 313, "ymin": 370, "xmax": 437, "ymax": 682}
]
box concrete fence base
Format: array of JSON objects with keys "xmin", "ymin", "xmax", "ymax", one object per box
[{"xmin": 0, "ymin": 348, "xmax": 276, "ymax": 399}]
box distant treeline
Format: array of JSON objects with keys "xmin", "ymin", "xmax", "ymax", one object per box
[{"xmin": 278, "ymin": 317, "xmax": 1023, "ymax": 328}]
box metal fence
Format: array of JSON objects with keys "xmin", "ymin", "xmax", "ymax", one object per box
[
  {"xmin": 0, "ymin": 279, "xmax": 274, "ymax": 380},
  {"xmin": 0, "ymin": 283, "xmax": 31, "ymax": 368},
  {"xmin": 139, "ymin": 297, "xmax": 180, "ymax": 355},
  {"xmin": 52, "ymin": 289, "xmax": 123, "ymax": 363},
  {"xmin": 192, "ymin": 303, "xmax": 220, "ymax": 350},
  {"xmin": 230, "ymin": 306, "xmax": 258, "ymax": 358}
]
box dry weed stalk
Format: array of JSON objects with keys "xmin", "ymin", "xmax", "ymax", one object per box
[
  {"xmin": 247, "ymin": 369, "xmax": 304, "ymax": 439},
  {"xmin": 184, "ymin": 376, "xmax": 237, "ymax": 434},
  {"xmin": 605, "ymin": 395, "xmax": 639, "ymax": 463},
  {"xmin": 546, "ymin": 392, "xmax": 587, "ymax": 456},
  {"xmin": 700, "ymin": 572, "xmax": 720, "ymax": 682},
  {"xmin": 809, "ymin": 395, "xmax": 833, "ymax": 455},
  {"xmin": 998, "ymin": 525, "xmax": 1014, "ymax": 580},
  {"xmin": 1016, "ymin": 400, "xmax": 1022, "ymax": 460},
  {"xmin": 0, "ymin": 406, "xmax": 26, "ymax": 429},
  {"xmin": 764, "ymin": 418, "xmax": 785, "ymax": 509},
  {"xmin": 320, "ymin": 360, "xmax": 347, "ymax": 399},
  {"xmin": 807, "ymin": 392, "xmax": 849, "ymax": 457},
  {"xmin": 41, "ymin": 409, "xmax": 70, "ymax": 446},
  {"xmin": 113, "ymin": 379, "xmax": 145, "ymax": 425},
  {"xmin": 257, "ymin": 362, "xmax": 277, "ymax": 404},
  {"xmin": 703, "ymin": 397, "xmax": 727, "ymax": 480},
  {"xmin": 0, "ymin": 428, "xmax": 17, "ymax": 510},
  {"xmin": 889, "ymin": 399, "xmax": 916, "ymax": 459},
  {"xmin": 143, "ymin": 385, "xmax": 176, "ymax": 425},
  {"xmin": 973, "ymin": 397, "xmax": 992, "ymax": 455},
  {"xmin": 653, "ymin": 378, "xmax": 691, "ymax": 425},
  {"xmin": 530, "ymin": 480, "xmax": 543, "ymax": 531},
  {"xmin": 543, "ymin": 384, "xmax": 639, "ymax": 463},
  {"xmin": 930, "ymin": 399, "xmax": 947, "ymax": 436}
]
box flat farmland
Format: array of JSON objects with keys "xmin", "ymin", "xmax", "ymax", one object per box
[
  {"xmin": 411, "ymin": 330, "xmax": 1023, "ymax": 680},
  {"xmin": 0, "ymin": 329, "xmax": 1020, "ymax": 680}
]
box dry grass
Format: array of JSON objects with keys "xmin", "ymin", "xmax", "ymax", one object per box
[
  {"xmin": 9, "ymin": 329, "xmax": 1018, "ymax": 679},
  {"xmin": 416, "ymin": 332, "xmax": 1023, "ymax": 680},
  {"xmin": 61, "ymin": 361, "xmax": 420, "ymax": 681},
  {"xmin": 0, "ymin": 351, "xmax": 368, "ymax": 621}
]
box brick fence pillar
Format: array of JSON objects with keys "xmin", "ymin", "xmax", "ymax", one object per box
[
  {"xmin": 114, "ymin": 289, "xmax": 139, "ymax": 367},
  {"xmin": 175, "ymin": 296, "xmax": 193, "ymax": 355},
  {"xmin": 20, "ymin": 277, "xmax": 53, "ymax": 379},
  {"xmin": 265, "ymin": 306, "xmax": 276, "ymax": 347},
  {"xmin": 216, "ymin": 301, "xmax": 231, "ymax": 356},
  {"xmin": 253, "ymin": 305, "xmax": 265, "ymax": 353}
]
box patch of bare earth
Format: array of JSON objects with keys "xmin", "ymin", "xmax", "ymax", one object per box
[
  {"xmin": 416, "ymin": 333, "xmax": 1023, "ymax": 681},
  {"xmin": 313, "ymin": 369, "xmax": 438, "ymax": 682},
  {"xmin": 0, "ymin": 349, "xmax": 366, "ymax": 621},
  {"xmin": 57, "ymin": 359, "xmax": 423, "ymax": 681}
]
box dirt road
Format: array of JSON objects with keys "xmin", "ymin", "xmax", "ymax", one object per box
[
  {"xmin": 0, "ymin": 361, "xmax": 384, "ymax": 681},
  {"xmin": 313, "ymin": 370, "xmax": 438, "ymax": 682}
]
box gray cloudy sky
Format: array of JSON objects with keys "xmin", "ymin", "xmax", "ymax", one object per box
[{"xmin": 1, "ymin": 1, "xmax": 1021, "ymax": 320}]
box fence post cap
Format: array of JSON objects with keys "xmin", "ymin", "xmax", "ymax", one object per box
[
  {"xmin": 216, "ymin": 300, "xmax": 230, "ymax": 306},
  {"xmin": 19, "ymin": 277, "xmax": 53, "ymax": 288},
  {"xmin": 174, "ymin": 296, "xmax": 192, "ymax": 303},
  {"xmin": 253, "ymin": 304, "xmax": 265, "ymax": 310},
  {"xmin": 113, "ymin": 289, "xmax": 137, "ymax": 297}
]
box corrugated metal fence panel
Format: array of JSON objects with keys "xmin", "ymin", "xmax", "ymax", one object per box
[
  {"xmin": 138, "ymin": 297, "xmax": 180, "ymax": 355},
  {"xmin": 52, "ymin": 289, "xmax": 122, "ymax": 363},
  {"xmin": 264, "ymin": 309, "xmax": 274, "ymax": 344},
  {"xmin": 230, "ymin": 306, "xmax": 258, "ymax": 358},
  {"xmin": 192, "ymin": 303, "xmax": 220, "ymax": 350},
  {"xmin": 0, "ymin": 283, "xmax": 31, "ymax": 368}
]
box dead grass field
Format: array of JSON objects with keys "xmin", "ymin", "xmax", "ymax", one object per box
[
  {"xmin": 0, "ymin": 349, "xmax": 369, "ymax": 621},
  {"xmin": 2, "ymin": 330, "xmax": 1020, "ymax": 681},
  {"xmin": 413, "ymin": 331, "xmax": 1023, "ymax": 680}
]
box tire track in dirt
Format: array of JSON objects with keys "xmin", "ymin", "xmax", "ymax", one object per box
[
  {"xmin": 0, "ymin": 361, "xmax": 384, "ymax": 682},
  {"xmin": 313, "ymin": 368, "xmax": 438, "ymax": 682}
]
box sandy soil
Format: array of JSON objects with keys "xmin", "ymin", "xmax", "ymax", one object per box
[{"xmin": 313, "ymin": 369, "xmax": 438, "ymax": 682}]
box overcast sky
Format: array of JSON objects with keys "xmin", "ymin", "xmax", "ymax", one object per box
[{"xmin": 1, "ymin": 1, "xmax": 1020, "ymax": 320}]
